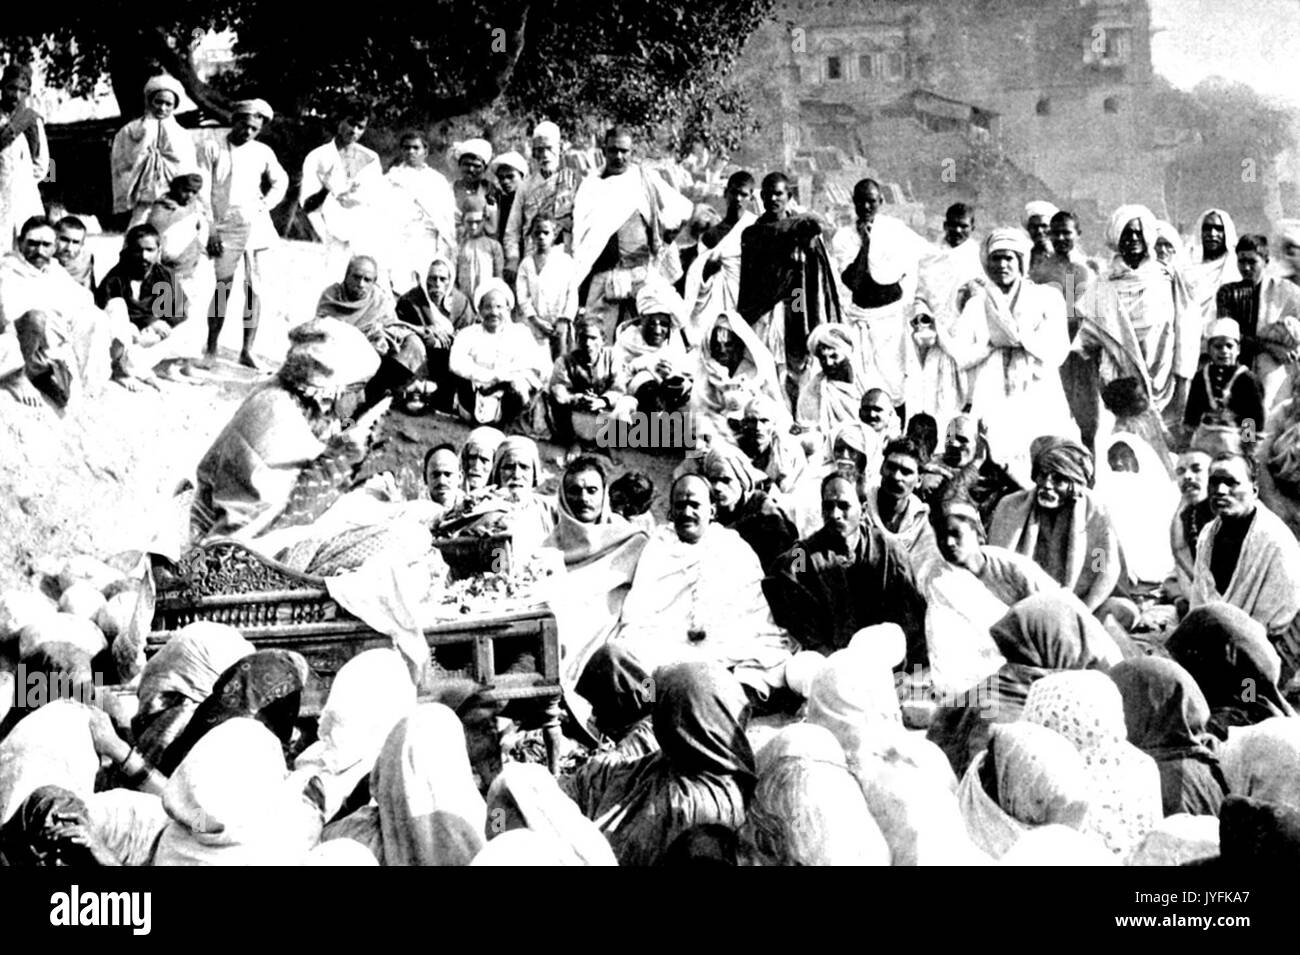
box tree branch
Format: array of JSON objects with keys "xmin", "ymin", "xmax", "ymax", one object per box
[
  {"xmin": 107, "ymin": 25, "xmax": 232, "ymax": 122},
  {"xmin": 428, "ymin": 3, "xmax": 530, "ymax": 121}
]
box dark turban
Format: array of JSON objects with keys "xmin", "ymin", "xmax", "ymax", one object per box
[{"xmin": 1030, "ymin": 436, "xmax": 1094, "ymax": 489}]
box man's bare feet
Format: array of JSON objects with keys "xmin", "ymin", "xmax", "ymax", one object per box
[
  {"xmin": 238, "ymin": 351, "xmax": 263, "ymax": 371},
  {"xmin": 193, "ymin": 353, "xmax": 219, "ymax": 371},
  {"xmin": 3, "ymin": 376, "xmax": 45, "ymax": 407}
]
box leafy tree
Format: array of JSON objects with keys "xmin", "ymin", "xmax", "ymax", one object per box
[{"xmin": 1, "ymin": 1, "xmax": 775, "ymax": 156}]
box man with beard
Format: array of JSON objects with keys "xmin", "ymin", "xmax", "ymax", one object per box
[
  {"xmin": 737, "ymin": 172, "xmax": 840, "ymax": 402},
  {"xmin": 1190, "ymin": 453, "xmax": 1300, "ymax": 686},
  {"xmin": 795, "ymin": 323, "xmax": 870, "ymax": 439},
  {"xmin": 763, "ymin": 472, "xmax": 927, "ymax": 666},
  {"xmin": 987, "ymin": 435, "xmax": 1122, "ymax": 614},
  {"xmin": 617, "ymin": 473, "xmax": 792, "ymax": 695},
  {"xmin": 1169, "ymin": 448, "xmax": 1213, "ymax": 604},
  {"xmin": 700, "ymin": 444, "xmax": 797, "ymax": 573},
  {"xmin": 503, "ymin": 122, "xmax": 579, "ymax": 277},
  {"xmin": 862, "ymin": 437, "xmax": 940, "ymax": 580},
  {"xmin": 928, "ymin": 414, "xmax": 1021, "ymax": 524}
]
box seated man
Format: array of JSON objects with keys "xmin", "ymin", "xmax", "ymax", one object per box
[
  {"xmin": 795, "ymin": 323, "xmax": 870, "ymax": 438},
  {"xmin": 54, "ymin": 216, "xmax": 97, "ymax": 294},
  {"xmin": 423, "ymin": 443, "xmax": 464, "ymax": 511},
  {"xmin": 1190, "ymin": 452, "xmax": 1300, "ymax": 687},
  {"xmin": 316, "ymin": 255, "xmax": 429, "ymax": 408},
  {"xmin": 763, "ymin": 472, "xmax": 928, "ymax": 667},
  {"xmin": 1169, "ymin": 448, "xmax": 1213, "ymax": 605},
  {"xmin": 547, "ymin": 313, "xmax": 621, "ymax": 445},
  {"xmin": 394, "ymin": 257, "xmax": 475, "ymax": 412},
  {"xmin": 616, "ymin": 473, "xmax": 793, "ymax": 695},
  {"xmin": 988, "ymin": 436, "xmax": 1123, "ymax": 616},
  {"xmin": 932, "ymin": 413, "xmax": 1024, "ymax": 529},
  {"xmin": 610, "ymin": 284, "xmax": 693, "ymax": 416},
  {"xmin": 0, "ymin": 216, "xmax": 118, "ymax": 407},
  {"xmin": 737, "ymin": 393, "xmax": 806, "ymax": 495},
  {"xmin": 863, "ymin": 437, "xmax": 941, "ymax": 581},
  {"xmin": 698, "ymin": 444, "xmax": 798, "ymax": 573},
  {"xmin": 448, "ymin": 280, "xmax": 545, "ymax": 427},
  {"xmin": 96, "ymin": 223, "xmax": 186, "ymax": 386}
]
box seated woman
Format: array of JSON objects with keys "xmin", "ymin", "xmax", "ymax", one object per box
[
  {"xmin": 923, "ymin": 495, "xmax": 1062, "ymax": 696},
  {"xmin": 190, "ymin": 318, "xmax": 382, "ymax": 542},
  {"xmin": 573, "ymin": 643, "xmax": 659, "ymax": 764},
  {"xmin": 1093, "ymin": 432, "xmax": 1177, "ymax": 592},
  {"xmin": 611, "ymin": 284, "xmax": 693, "ymax": 417},
  {"xmin": 448, "ymin": 279, "xmax": 546, "ymax": 428},
  {"xmin": 1109, "ymin": 656, "xmax": 1227, "ymax": 818},
  {"xmin": 545, "ymin": 314, "xmax": 622, "ymax": 446},
  {"xmin": 691, "ymin": 310, "xmax": 789, "ymax": 448},
  {"xmin": 543, "ymin": 455, "xmax": 649, "ymax": 687},
  {"xmin": 441, "ymin": 436, "xmax": 558, "ymax": 558},
  {"xmin": 926, "ymin": 591, "xmax": 1123, "ymax": 777},
  {"xmin": 566, "ymin": 661, "xmax": 755, "ymax": 867},
  {"xmin": 955, "ymin": 721, "xmax": 1093, "ymax": 860}
]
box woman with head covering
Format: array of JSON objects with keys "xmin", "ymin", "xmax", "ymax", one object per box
[
  {"xmin": 153, "ymin": 718, "xmax": 321, "ymax": 865},
  {"xmin": 1186, "ymin": 208, "xmax": 1242, "ymax": 327},
  {"xmin": 686, "ymin": 444, "xmax": 797, "ymax": 573},
  {"xmin": 927, "ymin": 590, "xmax": 1122, "ymax": 776},
  {"xmin": 690, "ymin": 311, "xmax": 790, "ymax": 447},
  {"xmin": 1165, "ymin": 602, "xmax": 1296, "ymax": 738},
  {"xmin": 158, "ymin": 649, "xmax": 306, "ymax": 775},
  {"xmin": 608, "ymin": 279, "xmax": 694, "ymax": 419},
  {"xmin": 1153, "ymin": 220, "xmax": 1186, "ymax": 269},
  {"xmin": 322, "ymin": 703, "xmax": 486, "ymax": 865},
  {"xmin": 1219, "ymin": 718, "xmax": 1300, "ymax": 811},
  {"xmin": 795, "ymin": 323, "xmax": 876, "ymax": 440},
  {"xmin": 289, "ymin": 649, "xmax": 417, "ymax": 824},
  {"xmin": 1074, "ymin": 204, "xmax": 1197, "ymax": 444},
  {"xmin": 1109, "ymin": 656, "xmax": 1227, "ymax": 816},
  {"xmin": 568, "ymin": 661, "xmax": 756, "ymax": 867},
  {"xmin": 544, "ymin": 456, "xmax": 649, "ymax": 688},
  {"xmin": 190, "ymin": 318, "xmax": 381, "ymax": 541},
  {"xmin": 987, "ymin": 435, "xmax": 1124, "ymax": 614},
  {"xmin": 110, "ymin": 74, "xmax": 196, "ymax": 226},
  {"xmin": 740, "ymin": 723, "xmax": 889, "ymax": 865},
  {"xmin": 1093, "ymin": 431, "xmax": 1177, "ymax": 588},
  {"xmin": 131, "ymin": 623, "xmax": 255, "ymax": 771},
  {"xmin": 955, "ymin": 721, "xmax": 1093, "ymax": 859},
  {"xmin": 573, "ymin": 643, "xmax": 660, "ymax": 763},
  {"xmin": 1023, "ymin": 670, "xmax": 1164, "ymax": 858},
  {"xmin": 484, "ymin": 762, "xmax": 616, "ymax": 865},
  {"xmin": 0, "ymin": 699, "xmax": 99, "ymax": 829},
  {"xmin": 947, "ymin": 228, "xmax": 1077, "ymax": 486},
  {"xmin": 923, "ymin": 496, "xmax": 1061, "ymax": 696},
  {"xmin": 448, "ymin": 280, "xmax": 546, "ymax": 426}
]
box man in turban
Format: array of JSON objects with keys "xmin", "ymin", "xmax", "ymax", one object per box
[
  {"xmin": 945, "ymin": 228, "xmax": 1077, "ymax": 485},
  {"xmin": 111, "ymin": 75, "xmax": 196, "ymax": 227},
  {"xmin": 1023, "ymin": 200, "xmax": 1059, "ymax": 274},
  {"xmin": 1073, "ymin": 203, "xmax": 1197, "ymax": 441},
  {"xmin": 795, "ymin": 322, "xmax": 875, "ymax": 441},
  {"xmin": 195, "ymin": 97, "xmax": 287, "ymax": 371},
  {"xmin": 987, "ymin": 435, "xmax": 1123, "ymax": 614},
  {"xmin": 503, "ymin": 122, "xmax": 580, "ymax": 278}
]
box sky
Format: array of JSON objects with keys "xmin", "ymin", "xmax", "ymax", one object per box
[{"xmin": 1150, "ymin": 0, "xmax": 1300, "ymax": 106}]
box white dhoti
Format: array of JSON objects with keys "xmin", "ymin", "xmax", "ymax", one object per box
[{"xmin": 849, "ymin": 298, "xmax": 910, "ymax": 404}]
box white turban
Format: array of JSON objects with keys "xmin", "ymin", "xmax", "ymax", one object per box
[
  {"xmin": 634, "ymin": 278, "xmax": 687, "ymax": 326},
  {"xmin": 532, "ymin": 121, "xmax": 561, "ymax": 150},
  {"xmin": 474, "ymin": 277, "xmax": 515, "ymax": 312},
  {"xmin": 1023, "ymin": 200, "xmax": 1059, "ymax": 225},
  {"xmin": 455, "ymin": 138, "xmax": 493, "ymax": 165},
  {"xmin": 232, "ymin": 98, "xmax": 274, "ymax": 122},
  {"xmin": 143, "ymin": 74, "xmax": 184, "ymax": 104},
  {"xmin": 490, "ymin": 151, "xmax": 529, "ymax": 178},
  {"xmin": 1105, "ymin": 204, "xmax": 1159, "ymax": 252},
  {"xmin": 982, "ymin": 228, "xmax": 1033, "ymax": 272}
]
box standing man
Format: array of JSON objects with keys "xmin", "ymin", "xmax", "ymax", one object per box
[
  {"xmin": 111, "ymin": 75, "xmax": 196, "ymax": 228},
  {"xmin": 1023, "ymin": 200, "xmax": 1059, "ymax": 275},
  {"xmin": 832, "ymin": 178, "xmax": 926, "ymax": 414},
  {"xmin": 503, "ymin": 121, "xmax": 578, "ymax": 279},
  {"xmin": 301, "ymin": 104, "xmax": 384, "ymax": 279},
  {"xmin": 682, "ymin": 171, "xmax": 758, "ymax": 345},
  {"xmin": 0, "ymin": 64, "xmax": 47, "ymax": 252},
  {"xmin": 196, "ymin": 98, "xmax": 287, "ymax": 371},
  {"xmin": 570, "ymin": 126, "xmax": 692, "ymax": 340},
  {"xmin": 738, "ymin": 171, "xmax": 839, "ymax": 405},
  {"xmin": 384, "ymin": 130, "xmax": 456, "ymax": 295}
]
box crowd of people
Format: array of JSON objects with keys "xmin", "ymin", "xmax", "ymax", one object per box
[{"xmin": 3, "ymin": 66, "xmax": 1300, "ymax": 866}]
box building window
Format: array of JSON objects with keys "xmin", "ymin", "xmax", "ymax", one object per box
[
  {"xmin": 827, "ymin": 56, "xmax": 843, "ymax": 80},
  {"xmin": 857, "ymin": 51, "xmax": 906, "ymax": 83},
  {"xmin": 1036, "ymin": 97, "xmax": 1051, "ymax": 116},
  {"xmin": 1103, "ymin": 96, "xmax": 1120, "ymax": 114}
]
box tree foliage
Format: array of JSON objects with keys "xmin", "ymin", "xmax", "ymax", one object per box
[{"xmin": 0, "ymin": 1, "xmax": 776, "ymax": 156}]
